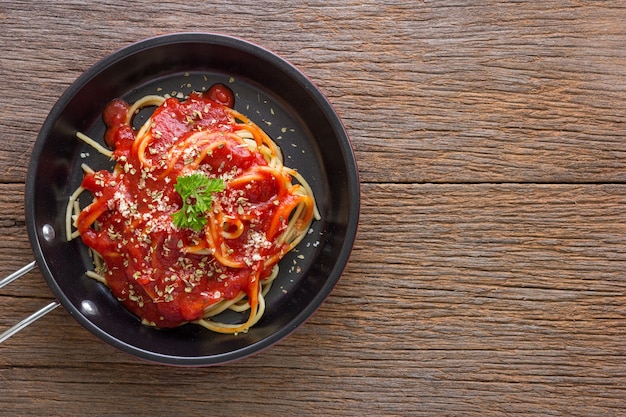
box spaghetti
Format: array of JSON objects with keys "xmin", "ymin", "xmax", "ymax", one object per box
[{"xmin": 68, "ymin": 83, "xmax": 318, "ymax": 334}]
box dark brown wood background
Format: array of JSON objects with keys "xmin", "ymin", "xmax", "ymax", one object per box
[{"xmin": 1, "ymin": 1, "xmax": 625, "ymax": 416}]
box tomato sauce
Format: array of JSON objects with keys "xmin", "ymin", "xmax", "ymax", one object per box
[{"xmin": 76, "ymin": 86, "xmax": 295, "ymax": 328}]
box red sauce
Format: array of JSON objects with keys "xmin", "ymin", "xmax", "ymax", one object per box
[
  {"xmin": 76, "ymin": 87, "xmax": 299, "ymax": 328},
  {"xmin": 206, "ymin": 83, "xmax": 235, "ymax": 108}
]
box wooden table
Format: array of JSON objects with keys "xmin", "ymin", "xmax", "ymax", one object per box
[{"xmin": 1, "ymin": 1, "xmax": 625, "ymax": 415}]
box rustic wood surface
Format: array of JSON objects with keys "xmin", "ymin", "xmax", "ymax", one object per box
[{"xmin": 1, "ymin": 1, "xmax": 625, "ymax": 416}]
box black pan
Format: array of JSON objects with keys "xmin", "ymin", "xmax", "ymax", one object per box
[{"xmin": 11, "ymin": 33, "xmax": 359, "ymax": 366}]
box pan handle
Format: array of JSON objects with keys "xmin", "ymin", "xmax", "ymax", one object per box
[
  {"xmin": 0, "ymin": 261, "xmax": 61, "ymax": 343},
  {"xmin": 0, "ymin": 261, "xmax": 37, "ymax": 288}
]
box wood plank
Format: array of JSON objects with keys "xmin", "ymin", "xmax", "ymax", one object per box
[
  {"xmin": 1, "ymin": 183, "xmax": 625, "ymax": 415},
  {"xmin": 1, "ymin": 1, "xmax": 625, "ymax": 184}
]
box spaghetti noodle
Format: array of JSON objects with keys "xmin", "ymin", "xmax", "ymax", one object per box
[{"xmin": 68, "ymin": 83, "xmax": 318, "ymax": 334}]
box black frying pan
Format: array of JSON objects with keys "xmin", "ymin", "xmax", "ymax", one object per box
[{"xmin": 1, "ymin": 33, "xmax": 359, "ymax": 366}]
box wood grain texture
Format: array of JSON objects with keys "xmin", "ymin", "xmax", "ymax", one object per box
[
  {"xmin": 1, "ymin": 0, "xmax": 626, "ymax": 416},
  {"xmin": 1, "ymin": 183, "xmax": 625, "ymax": 416},
  {"xmin": 1, "ymin": 1, "xmax": 625, "ymax": 185}
]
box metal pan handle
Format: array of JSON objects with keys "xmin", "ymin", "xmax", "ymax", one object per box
[{"xmin": 0, "ymin": 261, "xmax": 61, "ymax": 343}]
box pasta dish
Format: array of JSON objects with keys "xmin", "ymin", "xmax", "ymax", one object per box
[{"xmin": 67, "ymin": 83, "xmax": 318, "ymax": 334}]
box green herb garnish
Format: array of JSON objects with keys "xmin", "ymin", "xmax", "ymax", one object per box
[{"xmin": 172, "ymin": 173, "xmax": 225, "ymax": 231}]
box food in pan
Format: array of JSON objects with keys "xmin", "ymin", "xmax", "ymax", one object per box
[{"xmin": 67, "ymin": 83, "xmax": 318, "ymax": 334}]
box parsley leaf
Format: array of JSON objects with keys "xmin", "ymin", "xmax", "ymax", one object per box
[{"xmin": 172, "ymin": 173, "xmax": 225, "ymax": 231}]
